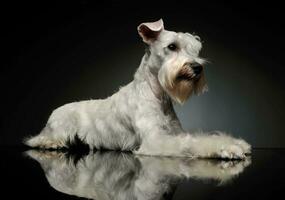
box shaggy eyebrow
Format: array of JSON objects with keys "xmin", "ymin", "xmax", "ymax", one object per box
[{"xmin": 165, "ymin": 40, "xmax": 180, "ymax": 48}]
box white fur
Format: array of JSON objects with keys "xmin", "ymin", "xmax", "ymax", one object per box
[
  {"xmin": 24, "ymin": 19, "xmax": 251, "ymax": 159},
  {"xmin": 25, "ymin": 150, "xmax": 251, "ymax": 200}
]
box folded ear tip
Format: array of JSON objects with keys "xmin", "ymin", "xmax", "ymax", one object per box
[
  {"xmin": 137, "ymin": 19, "xmax": 165, "ymax": 44},
  {"xmin": 154, "ymin": 18, "xmax": 164, "ymax": 27},
  {"xmin": 138, "ymin": 19, "xmax": 164, "ymax": 29}
]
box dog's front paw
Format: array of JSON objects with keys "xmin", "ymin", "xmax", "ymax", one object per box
[
  {"xmin": 232, "ymin": 138, "xmax": 251, "ymax": 155},
  {"xmin": 215, "ymin": 138, "xmax": 251, "ymax": 160},
  {"xmin": 190, "ymin": 134, "xmax": 251, "ymax": 160},
  {"xmin": 208, "ymin": 134, "xmax": 251, "ymax": 160},
  {"xmin": 217, "ymin": 144, "xmax": 246, "ymax": 159}
]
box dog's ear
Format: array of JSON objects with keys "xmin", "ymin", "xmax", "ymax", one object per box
[{"xmin": 137, "ymin": 19, "xmax": 164, "ymax": 44}]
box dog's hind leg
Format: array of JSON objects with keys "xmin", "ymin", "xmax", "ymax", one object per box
[
  {"xmin": 24, "ymin": 125, "xmax": 70, "ymax": 149},
  {"xmin": 24, "ymin": 105, "xmax": 79, "ymax": 149}
]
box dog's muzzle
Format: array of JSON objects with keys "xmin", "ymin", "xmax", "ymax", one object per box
[
  {"xmin": 176, "ymin": 62, "xmax": 203, "ymax": 81},
  {"xmin": 191, "ymin": 62, "xmax": 203, "ymax": 76}
]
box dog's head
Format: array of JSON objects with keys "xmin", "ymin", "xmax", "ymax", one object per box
[{"xmin": 138, "ymin": 19, "xmax": 208, "ymax": 104}]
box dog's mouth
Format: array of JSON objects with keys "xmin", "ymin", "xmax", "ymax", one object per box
[
  {"xmin": 176, "ymin": 73, "xmax": 193, "ymax": 81},
  {"xmin": 176, "ymin": 69, "xmax": 200, "ymax": 82}
]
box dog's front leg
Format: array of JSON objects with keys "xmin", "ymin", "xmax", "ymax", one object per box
[
  {"xmin": 133, "ymin": 130, "xmax": 251, "ymax": 159},
  {"xmin": 133, "ymin": 131, "xmax": 196, "ymax": 157},
  {"xmin": 186, "ymin": 132, "xmax": 251, "ymax": 159}
]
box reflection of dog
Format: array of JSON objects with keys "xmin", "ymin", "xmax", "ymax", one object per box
[
  {"xmin": 24, "ymin": 19, "xmax": 251, "ymax": 159},
  {"xmin": 26, "ymin": 150, "xmax": 251, "ymax": 200}
]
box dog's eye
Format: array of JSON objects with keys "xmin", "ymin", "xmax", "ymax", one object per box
[{"xmin": 167, "ymin": 43, "xmax": 178, "ymax": 51}]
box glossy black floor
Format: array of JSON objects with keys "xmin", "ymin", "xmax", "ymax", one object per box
[{"xmin": 1, "ymin": 147, "xmax": 284, "ymax": 200}]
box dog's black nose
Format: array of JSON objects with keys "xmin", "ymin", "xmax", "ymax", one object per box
[{"xmin": 191, "ymin": 63, "xmax": 203, "ymax": 75}]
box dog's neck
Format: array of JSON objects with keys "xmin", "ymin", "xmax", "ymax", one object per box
[
  {"xmin": 134, "ymin": 54, "xmax": 173, "ymax": 106},
  {"xmin": 133, "ymin": 53, "xmax": 180, "ymax": 123}
]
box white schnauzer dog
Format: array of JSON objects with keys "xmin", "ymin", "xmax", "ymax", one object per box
[{"xmin": 25, "ymin": 19, "xmax": 251, "ymax": 159}]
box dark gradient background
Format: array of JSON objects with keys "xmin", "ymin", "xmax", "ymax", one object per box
[{"xmin": 1, "ymin": 1, "xmax": 285, "ymax": 148}]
